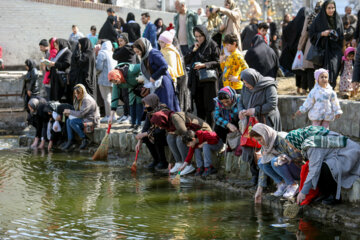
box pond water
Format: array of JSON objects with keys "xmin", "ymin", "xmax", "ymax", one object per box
[{"xmin": 0, "ymin": 137, "xmax": 354, "ymax": 239}]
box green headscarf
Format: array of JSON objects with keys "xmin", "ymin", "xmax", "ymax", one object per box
[
  {"xmin": 285, "ymin": 126, "xmax": 329, "ymax": 150},
  {"xmin": 286, "ymin": 126, "xmax": 347, "ymax": 156}
]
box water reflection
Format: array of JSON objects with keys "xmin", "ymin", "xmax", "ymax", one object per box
[{"xmin": 0, "ymin": 141, "xmax": 356, "ymax": 239}]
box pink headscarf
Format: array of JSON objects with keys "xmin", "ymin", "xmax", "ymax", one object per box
[
  {"xmin": 342, "ymin": 47, "xmax": 355, "ymax": 61},
  {"xmin": 314, "ymin": 68, "xmax": 328, "ymax": 82}
]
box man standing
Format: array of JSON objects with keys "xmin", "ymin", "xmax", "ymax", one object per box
[
  {"xmin": 141, "ymin": 12, "xmax": 158, "ymax": 49},
  {"xmin": 39, "ymin": 39, "xmax": 50, "ymax": 100},
  {"xmin": 69, "ymin": 25, "xmax": 84, "ymax": 43},
  {"xmin": 343, "ymin": 6, "xmax": 357, "ymax": 29},
  {"xmin": 174, "ymin": 0, "xmax": 199, "ymax": 56}
]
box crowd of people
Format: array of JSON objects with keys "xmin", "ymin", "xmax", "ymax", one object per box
[{"xmin": 22, "ymin": 0, "xmax": 360, "ymax": 206}]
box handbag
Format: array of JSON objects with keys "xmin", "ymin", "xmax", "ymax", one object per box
[
  {"xmin": 226, "ymin": 131, "xmax": 241, "ymax": 150},
  {"xmin": 133, "ymin": 83, "xmax": 150, "ymax": 98},
  {"xmin": 306, "ymin": 38, "xmax": 325, "ymax": 66},
  {"xmin": 83, "ymin": 122, "xmax": 94, "ymax": 134},
  {"xmin": 240, "ymin": 117, "xmax": 262, "ymax": 148},
  {"xmin": 197, "ymin": 68, "xmax": 217, "ymax": 83}
]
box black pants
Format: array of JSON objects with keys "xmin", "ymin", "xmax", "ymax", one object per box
[
  {"xmin": 295, "ymin": 72, "xmax": 302, "ymax": 88},
  {"xmin": 120, "ymin": 88, "xmax": 130, "ymax": 116},
  {"xmin": 194, "ymin": 82, "xmax": 217, "ymax": 127},
  {"xmin": 301, "ymin": 69, "xmax": 315, "ymax": 91},
  {"xmin": 317, "ymin": 163, "xmax": 337, "ymax": 197},
  {"xmin": 143, "ymin": 128, "xmax": 167, "ymax": 165}
]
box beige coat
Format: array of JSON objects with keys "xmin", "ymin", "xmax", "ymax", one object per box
[
  {"xmin": 297, "ymin": 16, "xmax": 314, "ymax": 69},
  {"xmin": 220, "ymin": 7, "xmax": 242, "ymax": 51}
]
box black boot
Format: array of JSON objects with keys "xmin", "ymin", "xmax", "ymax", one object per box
[
  {"xmin": 62, "ymin": 140, "xmax": 74, "ymax": 150},
  {"xmin": 155, "ymin": 161, "xmax": 168, "ymax": 170},
  {"xmin": 79, "ymin": 138, "xmax": 88, "ymax": 149},
  {"xmin": 147, "ymin": 161, "xmax": 158, "ymax": 169}
]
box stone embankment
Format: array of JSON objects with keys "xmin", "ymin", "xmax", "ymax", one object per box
[{"xmin": 2, "ymin": 71, "xmax": 360, "ymax": 231}]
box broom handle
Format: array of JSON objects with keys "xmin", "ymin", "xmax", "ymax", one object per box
[
  {"xmin": 135, "ymin": 149, "xmax": 139, "ymax": 163},
  {"xmin": 107, "ymin": 124, "xmax": 112, "ymax": 134}
]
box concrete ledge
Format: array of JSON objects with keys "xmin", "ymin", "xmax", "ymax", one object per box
[{"xmin": 278, "ymin": 95, "xmax": 360, "ymax": 139}]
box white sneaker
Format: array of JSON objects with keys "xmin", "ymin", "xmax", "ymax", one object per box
[
  {"xmin": 273, "ymin": 182, "xmax": 287, "ymax": 197},
  {"xmin": 117, "ymin": 115, "xmax": 131, "ymax": 124},
  {"xmin": 283, "ymin": 184, "xmax": 299, "ymax": 199},
  {"xmin": 170, "ymin": 162, "xmax": 182, "ymax": 174},
  {"xmin": 100, "ymin": 116, "xmax": 109, "ymax": 123},
  {"xmin": 180, "ymin": 165, "xmax": 195, "ymax": 176}
]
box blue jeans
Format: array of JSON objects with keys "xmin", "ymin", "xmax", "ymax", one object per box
[
  {"xmin": 195, "ymin": 139, "xmax": 224, "ymax": 168},
  {"xmin": 271, "ymin": 157, "xmax": 301, "ymax": 185},
  {"xmin": 130, "ymin": 102, "xmax": 143, "ymax": 125},
  {"xmin": 66, "ymin": 118, "xmax": 85, "ymax": 141},
  {"xmin": 166, "ymin": 134, "xmax": 188, "ymax": 163},
  {"xmin": 258, "ymin": 157, "xmax": 301, "ymax": 185}
]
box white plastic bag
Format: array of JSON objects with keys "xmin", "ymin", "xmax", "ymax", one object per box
[{"xmin": 291, "ymin": 50, "xmax": 304, "ymax": 70}]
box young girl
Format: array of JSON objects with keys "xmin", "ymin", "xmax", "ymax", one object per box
[
  {"xmin": 340, "ymin": 47, "xmax": 356, "ymax": 98},
  {"xmin": 295, "ymin": 68, "xmax": 342, "ymax": 128},
  {"xmin": 179, "ymin": 130, "xmax": 224, "ymax": 177}
]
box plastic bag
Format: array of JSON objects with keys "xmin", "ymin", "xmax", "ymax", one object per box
[{"xmin": 291, "ymin": 50, "xmax": 304, "ymax": 71}]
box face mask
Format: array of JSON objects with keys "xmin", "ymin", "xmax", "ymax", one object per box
[{"xmin": 145, "ymin": 106, "xmax": 153, "ymax": 112}]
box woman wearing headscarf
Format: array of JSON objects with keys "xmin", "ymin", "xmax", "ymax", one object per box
[
  {"xmin": 135, "ymin": 94, "xmax": 169, "ymax": 170},
  {"xmin": 245, "ymin": 35, "xmax": 279, "ymax": 79},
  {"xmin": 184, "ymin": 25, "xmax": 220, "ymax": 126},
  {"xmin": 132, "ymin": 38, "xmax": 180, "ymax": 112},
  {"xmin": 285, "ymin": 126, "xmax": 360, "ymax": 205},
  {"xmin": 154, "ymin": 18, "xmax": 167, "ymax": 40},
  {"xmin": 98, "ymin": 15, "xmax": 118, "ymax": 44},
  {"xmin": 309, "ymin": 0, "xmax": 344, "ymax": 89},
  {"xmin": 150, "ymin": 109, "xmax": 212, "ymax": 175},
  {"xmin": 297, "ymin": 1, "xmax": 323, "ymax": 94},
  {"xmin": 96, "ymin": 40, "xmax": 117, "ymax": 123},
  {"xmin": 249, "ymin": 123, "xmax": 303, "ymax": 203},
  {"xmin": 122, "ymin": 12, "xmax": 141, "ymax": 44},
  {"xmin": 22, "ymin": 59, "xmax": 40, "ymax": 113},
  {"xmin": 213, "ymin": 86, "xmax": 241, "ymax": 143},
  {"xmin": 28, "ymin": 97, "xmax": 50, "ymax": 149},
  {"xmin": 62, "ymin": 84, "xmax": 100, "ymax": 150},
  {"xmin": 107, "ymin": 60, "xmax": 143, "ymax": 133},
  {"xmin": 43, "ymin": 38, "xmax": 58, "ymax": 99},
  {"xmin": 69, "ymin": 38, "xmax": 96, "ymax": 99},
  {"xmin": 210, "ymin": 0, "xmax": 242, "ymax": 50},
  {"xmin": 239, "ymin": 68, "xmax": 282, "ymax": 185},
  {"xmin": 203, "ymin": 5, "xmax": 223, "ymax": 48},
  {"xmin": 280, "ymin": 8, "xmax": 307, "ymax": 92},
  {"xmin": 48, "ymin": 39, "xmax": 72, "ymax": 101}
]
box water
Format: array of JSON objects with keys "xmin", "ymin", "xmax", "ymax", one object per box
[{"xmin": 0, "ymin": 137, "xmax": 355, "ymax": 239}]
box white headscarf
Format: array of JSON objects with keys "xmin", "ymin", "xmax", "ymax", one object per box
[
  {"xmin": 99, "ymin": 41, "xmax": 117, "ymax": 71},
  {"xmin": 251, "ymin": 123, "xmax": 279, "ymax": 164}
]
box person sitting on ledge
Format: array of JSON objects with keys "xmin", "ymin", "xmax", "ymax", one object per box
[
  {"xmin": 62, "ymin": 84, "xmax": 100, "ymax": 150},
  {"xmin": 250, "ymin": 123, "xmax": 303, "ymax": 203},
  {"xmin": 285, "ymin": 126, "xmax": 360, "ymax": 205}
]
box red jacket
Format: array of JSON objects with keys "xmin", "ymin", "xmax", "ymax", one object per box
[{"xmin": 184, "ymin": 131, "xmax": 219, "ymax": 164}]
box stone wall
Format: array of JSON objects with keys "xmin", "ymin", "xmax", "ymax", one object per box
[
  {"xmin": 278, "ymin": 95, "xmax": 360, "ymax": 139},
  {"xmin": 0, "ymin": 0, "xmax": 175, "ymax": 67}
]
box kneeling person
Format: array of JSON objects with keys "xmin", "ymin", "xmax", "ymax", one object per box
[{"xmin": 180, "ymin": 130, "xmax": 223, "ymax": 177}]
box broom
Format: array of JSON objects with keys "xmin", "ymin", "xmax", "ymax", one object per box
[
  {"xmin": 92, "ymin": 124, "xmax": 111, "ymax": 160},
  {"xmin": 131, "ymin": 149, "xmax": 140, "ymax": 173}
]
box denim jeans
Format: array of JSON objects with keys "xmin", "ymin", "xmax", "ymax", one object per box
[
  {"xmin": 66, "ymin": 118, "xmax": 85, "ymax": 141},
  {"xmin": 271, "ymin": 157, "xmax": 301, "ymax": 185},
  {"xmin": 258, "ymin": 157, "xmax": 301, "ymax": 185},
  {"xmin": 130, "ymin": 102, "xmax": 143, "ymax": 126},
  {"xmin": 194, "ymin": 139, "xmax": 224, "ymax": 168},
  {"xmin": 166, "ymin": 134, "xmax": 188, "ymax": 163}
]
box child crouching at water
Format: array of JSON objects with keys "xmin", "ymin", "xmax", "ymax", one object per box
[
  {"xmin": 179, "ymin": 130, "xmax": 223, "ymax": 177},
  {"xmin": 295, "ymin": 68, "xmax": 342, "ymax": 128}
]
